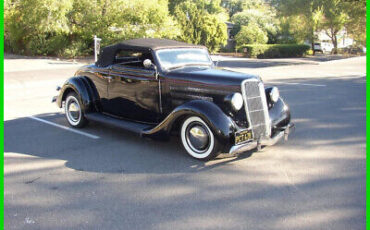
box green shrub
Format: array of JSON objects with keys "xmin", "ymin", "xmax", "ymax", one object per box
[
  {"xmin": 337, "ymin": 45, "xmax": 365, "ymax": 55},
  {"xmin": 235, "ymin": 24, "xmax": 268, "ymax": 46},
  {"xmin": 174, "ymin": 0, "xmax": 227, "ymax": 52},
  {"xmin": 25, "ymin": 34, "xmax": 70, "ymax": 56},
  {"xmin": 5, "ymin": 0, "xmax": 180, "ymax": 57},
  {"xmin": 239, "ymin": 44, "xmax": 310, "ymax": 58},
  {"xmin": 58, "ymin": 40, "xmax": 91, "ymax": 58},
  {"xmin": 306, "ymin": 49, "xmax": 314, "ymax": 55}
]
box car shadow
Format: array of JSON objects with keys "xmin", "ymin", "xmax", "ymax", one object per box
[{"xmin": 4, "ymin": 112, "xmax": 257, "ymax": 175}]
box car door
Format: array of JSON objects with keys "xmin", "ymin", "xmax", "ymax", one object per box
[{"xmin": 102, "ymin": 64, "xmax": 160, "ymax": 123}]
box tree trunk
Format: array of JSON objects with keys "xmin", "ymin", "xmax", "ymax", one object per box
[
  {"xmin": 310, "ymin": 25, "xmax": 315, "ymax": 55},
  {"xmin": 333, "ymin": 34, "xmax": 338, "ymax": 54},
  {"xmin": 331, "ymin": 32, "xmax": 338, "ymax": 54},
  {"xmin": 312, "ymin": 41, "xmax": 315, "ymax": 55},
  {"xmin": 325, "ymin": 29, "xmax": 338, "ymax": 54}
]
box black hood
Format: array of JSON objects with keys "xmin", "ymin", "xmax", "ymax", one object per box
[{"xmin": 164, "ymin": 66, "xmax": 258, "ymax": 87}]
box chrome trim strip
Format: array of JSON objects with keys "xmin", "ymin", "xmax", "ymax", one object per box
[
  {"xmin": 251, "ymin": 123, "xmax": 266, "ymax": 127},
  {"xmin": 241, "ymin": 78, "xmax": 271, "ymax": 138},
  {"xmin": 241, "ymin": 78, "xmax": 259, "ymax": 137},
  {"xmin": 258, "ymin": 81, "xmax": 271, "ymax": 137},
  {"xmin": 246, "ymin": 95, "xmax": 263, "ymax": 99},
  {"xmin": 158, "ymin": 78, "xmax": 163, "ymax": 113},
  {"xmin": 248, "ymin": 109, "xmax": 265, "ymax": 113}
]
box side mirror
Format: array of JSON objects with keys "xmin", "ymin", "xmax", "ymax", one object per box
[
  {"xmin": 143, "ymin": 59, "xmax": 159, "ymax": 79},
  {"xmin": 143, "ymin": 59, "xmax": 153, "ymax": 69}
]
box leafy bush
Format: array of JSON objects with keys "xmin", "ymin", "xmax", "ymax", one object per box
[
  {"xmin": 235, "ymin": 23, "xmax": 268, "ymax": 46},
  {"xmin": 4, "ymin": 0, "xmax": 72, "ymax": 55},
  {"xmin": 4, "ymin": 0, "xmax": 180, "ymax": 57},
  {"xmin": 231, "ymin": 8, "xmax": 278, "ymax": 44},
  {"xmin": 337, "ymin": 45, "xmax": 365, "ymax": 55},
  {"xmin": 174, "ymin": 0, "xmax": 228, "ymax": 52},
  {"xmin": 239, "ymin": 44, "xmax": 310, "ymax": 58}
]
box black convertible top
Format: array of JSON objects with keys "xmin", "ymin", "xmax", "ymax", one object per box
[{"xmin": 96, "ymin": 38, "xmax": 204, "ymax": 67}]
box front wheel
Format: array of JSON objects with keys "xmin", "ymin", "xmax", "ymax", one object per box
[
  {"xmin": 180, "ymin": 116, "xmax": 220, "ymax": 160},
  {"xmin": 64, "ymin": 92, "xmax": 87, "ymax": 128}
]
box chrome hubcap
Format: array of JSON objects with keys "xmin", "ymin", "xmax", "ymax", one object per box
[
  {"xmin": 67, "ymin": 100, "xmax": 80, "ymax": 122},
  {"xmin": 186, "ymin": 123, "xmax": 210, "ymax": 152}
]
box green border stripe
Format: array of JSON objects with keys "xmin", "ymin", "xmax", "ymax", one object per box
[
  {"xmin": 365, "ymin": 0, "xmax": 369, "ymax": 228},
  {"xmin": 1, "ymin": 0, "xmax": 3, "ymax": 229}
]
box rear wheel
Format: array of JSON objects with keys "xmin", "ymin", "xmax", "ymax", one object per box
[
  {"xmin": 180, "ymin": 116, "xmax": 220, "ymax": 160},
  {"xmin": 64, "ymin": 92, "xmax": 87, "ymax": 128}
]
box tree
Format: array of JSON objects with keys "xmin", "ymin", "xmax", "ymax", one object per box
[
  {"xmin": 5, "ymin": 0, "xmax": 180, "ymax": 57},
  {"xmin": 221, "ymin": 0, "xmax": 245, "ymax": 17},
  {"xmin": 271, "ymin": 0, "xmax": 366, "ymax": 53},
  {"xmin": 5, "ymin": 0, "xmax": 73, "ymax": 55},
  {"xmin": 235, "ymin": 23, "xmax": 268, "ymax": 46},
  {"xmin": 321, "ymin": 0, "xmax": 347, "ymax": 53},
  {"xmin": 321, "ymin": 0, "xmax": 366, "ymax": 51},
  {"xmin": 221, "ymin": 0, "xmax": 267, "ymax": 17},
  {"xmin": 344, "ymin": 0, "xmax": 366, "ymax": 46},
  {"xmin": 231, "ymin": 6, "xmax": 278, "ymax": 44},
  {"xmin": 271, "ymin": 0, "xmax": 323, "ymax": 51},
  {"xmin": 173, "ymin": 0, "xmax": 228, "ymax": 52},
  {"xmin": 70, "ymin": 0, "xmax": 180, "ymax": 42}
]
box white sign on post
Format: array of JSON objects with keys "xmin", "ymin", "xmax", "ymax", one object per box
[{"xmin": 94, "ymin": 35, "xmax": 102, "ymax": 62}]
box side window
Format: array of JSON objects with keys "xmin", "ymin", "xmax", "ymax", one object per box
[
  {"xmin": 114, "ymin": 50, "xmax": 153, "ymax": 69},
  {"xmin": 114, "ymin": 50, "xmax": 142, "ymax": 64}
]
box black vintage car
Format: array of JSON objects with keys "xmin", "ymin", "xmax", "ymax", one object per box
[{"xmin": 53, "ymin": 38, "xmax": 293, "ymax": 160}]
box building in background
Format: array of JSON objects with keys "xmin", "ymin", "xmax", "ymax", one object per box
[
  {"xmin": 307, "ymin": 29, "xmax": 354, "ymax": 53},
  {"xmin": 223, "ymin": 22, "xmax": 236, "ymax": 51}
]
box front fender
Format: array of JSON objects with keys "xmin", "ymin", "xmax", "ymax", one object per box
[
  {"xmin": 56, "ymin": 76, "xmax": 97, "ymax": 113},
  {"xmin": 143, "ymin": 100, "xmax": 236, "ymax": 145},
  {"xmin": 269, "ymin": 97, "xmax": 291, "ymax": 132}
]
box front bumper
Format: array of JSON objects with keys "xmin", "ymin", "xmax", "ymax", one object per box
[{"xmin": 229, "ymin": 123, "xmax": 294, "ymax": 155}]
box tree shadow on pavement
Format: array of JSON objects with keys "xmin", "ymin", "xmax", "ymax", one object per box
[{"xmin": 4, "ymin": 76, "xmax": 365, "ymax": 175}]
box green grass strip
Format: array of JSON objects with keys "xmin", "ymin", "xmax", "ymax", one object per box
[{"xmin": 0, "ymin": 0, "xmax": 4, "ymax": 229}]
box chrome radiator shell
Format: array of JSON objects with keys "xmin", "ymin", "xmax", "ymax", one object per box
[{"xmin": 241, "ymin": 78, "xmax": 271, "ymax": 139}]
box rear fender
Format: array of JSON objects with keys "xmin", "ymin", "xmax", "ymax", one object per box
[{"xmin": 56, "ymin": 76, "xmax": 98, "ymax": 113}]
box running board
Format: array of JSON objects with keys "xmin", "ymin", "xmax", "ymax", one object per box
[{"xmin": 85, "ymin": 113, "xmax": 154, "ymax": 135}]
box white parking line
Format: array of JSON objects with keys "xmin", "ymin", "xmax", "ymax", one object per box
[
  {"xmin": 29, "ymin": 116, "xmax": 100, "ymax": 139},
  {"xmin": 268, "ymin": 82, "xmax": 326, "ymax": 87}
]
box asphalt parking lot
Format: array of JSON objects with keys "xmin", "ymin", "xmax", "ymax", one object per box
[{"xmin": 4, "ymin": 55, "xmax": 366, "ymax": 230}]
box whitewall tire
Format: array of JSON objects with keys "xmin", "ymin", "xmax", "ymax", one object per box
[
  {"xmin": 180, "ymin": 116, "xmax": 219, "ymax": 160},
  {"xmin": 64, "ymin": 92, "xmax": 87, "ymax": 128}
]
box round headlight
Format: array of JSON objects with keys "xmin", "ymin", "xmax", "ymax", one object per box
[
  {"xmin": 270, "ymin": 87, "xmax": 280, "ymax": 103},
  {"xmin": 231, "ymin": 93, "xmax": 243, "ymax": 111}
]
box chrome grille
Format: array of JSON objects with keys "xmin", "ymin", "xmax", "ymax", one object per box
[{"xmin": 241, "ymin": 79, "xmax": 271, "ymax": 139}]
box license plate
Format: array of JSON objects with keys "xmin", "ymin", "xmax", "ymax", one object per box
[{"xmin": 235, "ymin": 130, "xmax": 253, "ymax": 145}]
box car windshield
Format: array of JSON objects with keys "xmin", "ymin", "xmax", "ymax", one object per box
[{"xmin": 156, "ymin": 48, "xmax": 212, "ymax": 70}]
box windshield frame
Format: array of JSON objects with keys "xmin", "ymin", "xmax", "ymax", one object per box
[{"xmin": 154, "ymin": 48, "xmax": 213, "ymax": 71}]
